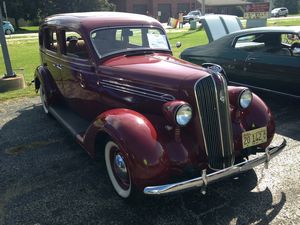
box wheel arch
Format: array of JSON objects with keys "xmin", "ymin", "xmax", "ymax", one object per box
[{"xmin": 85, "ymin": 108, "xmax": 170, "ymax": 190}]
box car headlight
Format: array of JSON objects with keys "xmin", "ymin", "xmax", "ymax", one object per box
[
  {"xmin": 176, "ymin": 104, "xmax": 192, "ymax": 126},
  {"xmin": 239, "ymin": 89, "xmax": 253, "ymax": 109}
]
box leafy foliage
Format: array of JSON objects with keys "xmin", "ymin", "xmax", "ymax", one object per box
[{"xmin": 0, "ymin": 0, "xmax": 115, "ymax": 28}]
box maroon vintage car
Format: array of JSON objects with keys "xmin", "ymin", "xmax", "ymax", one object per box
[{"xmin": 34, "ymin": 12, "xmax": 286, "ymax": 199}]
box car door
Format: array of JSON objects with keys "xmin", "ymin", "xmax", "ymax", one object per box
[
  {"xmin": 242, "ymin": 33, "xmax": 300, "ymax": 97},
  {"xmin": 59, "ymin": 29, "xmax": 102, "ymax": 120},
  {"xmin": 243, "ymin": 51, "xmax": 300, "ymax": 97},
  {"xmin": 42, "ymin": 27, "xmax": 64, "ymax": 95}
]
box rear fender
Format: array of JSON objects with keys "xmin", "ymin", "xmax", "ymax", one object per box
[
  {"xmin": 84, "ymin": 109, "xmax": 170, "ymax": 189},
  {"xmin": 34, "ymin": 66, "xmax": 58, "ymax": 98}
]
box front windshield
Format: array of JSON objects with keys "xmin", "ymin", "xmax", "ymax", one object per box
[{"xmin": 91, "ymin": 27, "xmax": 170, "ymax": 58}]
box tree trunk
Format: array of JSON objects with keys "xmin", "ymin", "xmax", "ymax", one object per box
[{"xmin": 14, "ymin": 17, "xmax": 19, "ymax": 29}]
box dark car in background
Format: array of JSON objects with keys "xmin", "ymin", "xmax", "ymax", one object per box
[
  {"xmin": 34, "ymin": 12, "xmax": 285, "ymax": 199},
  {"xmin": 181, "ymin": 15, "xmax": 300, "ymax": 98}
]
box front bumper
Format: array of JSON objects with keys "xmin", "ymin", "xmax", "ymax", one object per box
[{"xmin": 144, "ymin": 138, "xmax": 286, "ymax": 195}]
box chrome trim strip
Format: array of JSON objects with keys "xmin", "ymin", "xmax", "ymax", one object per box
[
  {"xmin": 144, "ymin": 138, "xmax": 286, "ymax": 195},
  {"xmin": 101, "ymin": 79, "xmax": 175, "ymax": 102},
  {"xmin": 229, "ymin": 81, "xmax": 300, "ymax": 99},
  {"xmin": 193, "ymin": 75, "xmax": 211, "ymax": 155},
  {"xmin": 221, "ymin": 75, "xmax": 235, "ymax": 166},
  {"xmin": 211, "ymin": 76, "xmax": 226, "ymax": 163}
]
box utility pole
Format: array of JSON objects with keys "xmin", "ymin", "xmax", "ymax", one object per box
[
  {"xmin": 3, "ymin": 1, "xmax": 8, "ymax": 21},
  {"xmin": 201, "ymin": 0, "xmax": 205, "ymax": 15},
  {"xmin": 0, "ymin": 5, "xmax": 15, "ymax": 77}
]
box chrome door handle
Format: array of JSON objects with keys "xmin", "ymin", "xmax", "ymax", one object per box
[
  {"xmin": 246, "ymin": 57, "xmax": 256, "ymax": 61},
  {"xmin": 79, "ymin": 73, "xmax": 86, "ymax": 88},
  {"xmin": 52, "ymin": 63, "xmax": 62, "ymax": 70}
]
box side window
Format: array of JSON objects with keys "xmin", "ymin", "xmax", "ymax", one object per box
[
  {"xmin": 283, "ymin": 33, "xmax": 300, "ymax": 57},
  {"xmin": 45, "ymin": 28, "xmax": 58, "ymax": 52},
  {"xmin": 63, "ymin": 30, "xmax": 88, "ymax": 59},
  {"xmin": 128, "ymin": 29, "xmax": 142, "ymax": 47},
  {"xmin": 234, "ymin": 34, "xmax": 265, "ymax": 52}
]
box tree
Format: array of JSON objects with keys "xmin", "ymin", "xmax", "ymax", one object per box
[
  {"xmin": 38, "ymin": 0, "xmax": 115, "ymax": 19},
  {"xmin": 1, "ymin": 0, "xmax": 115, "ymax": 29}
]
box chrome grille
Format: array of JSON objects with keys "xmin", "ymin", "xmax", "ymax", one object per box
[{"xmin": 194, "ymin": 75, "xmax": 234, "ymax": 170}]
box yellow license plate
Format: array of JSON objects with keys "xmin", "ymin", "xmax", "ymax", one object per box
[{"xmin": 242, "ymin": 127, "xmax": 267, "ymax": 149}]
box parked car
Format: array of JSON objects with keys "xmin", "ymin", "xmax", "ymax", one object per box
[
  {"xmin": 271, "ymin": 7, "xmax": 288, "ymax": 17},
  {"xmin": 183, "ymin": 10, "xmax": 202, "ymax": 24},
  {"xmin": 34, "ymin": 12, "xmax": 286, "ymax": 199},
  {"xmin": 2, "ymin": 21, "xmax": 14, "ymax": 35},
  {"xmin": 181, "ymin": 15, "xmax": 300, "ymax": 98}
]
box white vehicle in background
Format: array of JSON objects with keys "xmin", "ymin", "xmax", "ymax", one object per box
[
  {"xmin": 271, "ymin": 7, "xmax": 288, "ymax": 17},
  {"xmin": 183, "ymin": 10, "xmax": 202, "ymax": 24}
]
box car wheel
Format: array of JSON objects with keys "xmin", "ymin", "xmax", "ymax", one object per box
[
  {"xmin": 5, "ymin": 29, "xmax": 12, "ymax": 35},
  {"xmin": 40, "ymin": 85, "xmax": 50, "ymax": 114},
  {"xmin": 105, "ymin": 140, "xmax": 132, "ymax": 198}
]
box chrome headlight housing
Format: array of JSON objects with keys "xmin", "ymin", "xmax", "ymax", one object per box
[
  {"xmin": 239, "ymin": 89, "xmax": 253, "ymax": 109},
  {"xmin": 176, "ymin": 104, "xmax": 192, "ymax": 126}
]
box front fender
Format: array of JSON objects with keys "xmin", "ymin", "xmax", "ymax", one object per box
[
  {"xmin": 229, "ymin": 86, "xmax": 275, "ymax": 151},
  {"xmin": 84, "ymin": 109, "xmax": 170, "ymax": 189}
]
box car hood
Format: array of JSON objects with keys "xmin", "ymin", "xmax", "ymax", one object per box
[
  {"xmin": 101, "ymin": 53, "xmax": 209, "ymax": 85},
  {"xmin": 98, "ymin": 53, "xmax": 211, "ymax": 100},
  {"xmin": 200, "ymin": 15, "xmax": 242, "ymax": 42}
]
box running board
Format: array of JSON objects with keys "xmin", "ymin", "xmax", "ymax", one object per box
[{"xmin": 48, "ymin": 105, "xmax": 90, "ymax": 141}]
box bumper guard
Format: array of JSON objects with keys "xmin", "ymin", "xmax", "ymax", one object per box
[{"xmin": 144, "ymin": 138, "xmax": 286, "ymax": 195}]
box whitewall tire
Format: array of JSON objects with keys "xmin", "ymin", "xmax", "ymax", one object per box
[
  {"xmin": 105, "ymin": 140, "xmax": 132, "ymax": 198},
  {"xmin": 40, "ymin": 85, "xmax": 49, "ymax": 114}
]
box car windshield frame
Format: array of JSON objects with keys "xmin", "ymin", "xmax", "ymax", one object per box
[{"xmin": 90, "ymin": 26, "xmax": 172, "ymax": 59}]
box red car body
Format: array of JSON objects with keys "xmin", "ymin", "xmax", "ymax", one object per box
[{"xmin": 34, "ymin": 12, "xmax": 286, "ymax": 198}]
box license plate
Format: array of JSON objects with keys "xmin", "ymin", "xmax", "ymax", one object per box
[{"xmin": 242, "ymin": 127, "xmax": 267, "ymax": 149}]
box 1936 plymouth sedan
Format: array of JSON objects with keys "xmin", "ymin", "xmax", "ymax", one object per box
[{"xmin": 34, "ymin": 12, "xmax": 286, "ymax": 199}]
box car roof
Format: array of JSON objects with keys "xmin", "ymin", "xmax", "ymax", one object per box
[
  {"xmin": 230, "ymin": 26, "xmax": 300, "ymax": 36},
  {"xmin": 42, "ymin": 12, "xmax": 163, "ymax": 31}
]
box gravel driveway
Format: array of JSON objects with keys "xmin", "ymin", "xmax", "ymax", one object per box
[{"xmin": 0, "ymin": 93, "xmax": 299, "ymax": 225}]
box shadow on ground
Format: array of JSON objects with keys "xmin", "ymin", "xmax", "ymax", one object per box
[
  {"xmin": 255, "ymin": 91, "xmax": 300, "ymax": 141},
  {"xmin": 0, "ymin": 102, "xmax": 286, "ymax": 225}
]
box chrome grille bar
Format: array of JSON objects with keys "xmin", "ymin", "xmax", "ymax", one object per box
[{"xmin": 194, "ymin": 75, "xmax": 234, "ymax": 169}]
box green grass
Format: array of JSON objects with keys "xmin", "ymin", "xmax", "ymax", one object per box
[
  {"xmin": 267, "ymin": 18, "xmax": 300, "ymax": 26},
  {"xmin": 167, "ymin": 28, "xmax": 208, "ymax": 57},
  {"xmin": 16, "ymin": 26, "xmax": 39, "ymax": 34},
  {"xmin": 0, "ymin": 40, "xmax": 39, "ymax": 101}
]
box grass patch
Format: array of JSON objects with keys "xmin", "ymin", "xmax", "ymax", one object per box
[
  {"xmin": 167, "ymin": 28, "xmax": 208, "ymax": 57},
  {"xmin": 0, "ymin": 40, "xmax": 39, "ymax": 101},
  {"xmin": 16, "ymin": 26, "xmax": 39, "ymax": 34},
  {"xmin": 267, "ymin": 18, "xmax": 300, "ymax": 26}
]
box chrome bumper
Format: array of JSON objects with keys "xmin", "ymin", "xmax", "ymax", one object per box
[{"xmin": 144, "ymin": 138, "xmax": 286, "ymax": 195}]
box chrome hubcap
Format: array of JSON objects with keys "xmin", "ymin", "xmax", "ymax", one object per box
[{"xmin": 114, "ymin": 154, "xmax": 128, "ymax": 180}]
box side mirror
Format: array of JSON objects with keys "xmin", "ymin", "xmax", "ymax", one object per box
[{"xmin": 176, "ymin": 42, "xmax": 182, "ymax": 48}]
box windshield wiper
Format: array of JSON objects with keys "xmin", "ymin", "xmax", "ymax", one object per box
[{"xmin": 124, "ymin": 50, "xmax": 155, "ymax": 57}]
